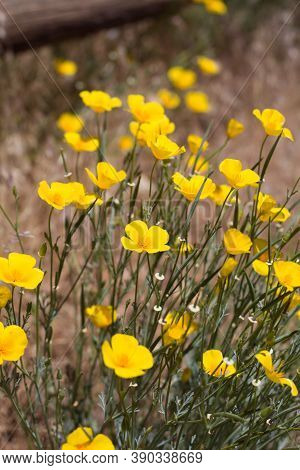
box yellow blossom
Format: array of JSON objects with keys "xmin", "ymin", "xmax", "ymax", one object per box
[
  {"xmin": 227, "ymin": 118, "xmax": 244, "ymax": 139},
  {"xmin": 102, "ymin": 333, "xmax": 154, "ymax": 378},
  {"xmin": 273, "ymin": 261, "xmax": 300, "ymax": 291},
  {"xmin": 203, "ymin": 350, "xmax": 236, "ymax": 377},
  {"xmin": 253, "ymin": 109, "xmax": 294, "ymax": 141},
  {"xmin": 223, "ymin": 228, "xmax": 252, "ymax": 255},
  {"xmin": 194, "ymin": 0, "xmax": 228, "ymax": 15},
  {"xmin": 54, "ymin": 59, "xmax": 77, "ymax": 76},
  {"xmin": 270, "ymin": 207, "xmax": 291, "ymax": 223},
  {"xmin": 163, "ymin": 312, "xmax": 197, "ymax": 345},
  {"xmin": 173, "ymin": 239, "xmax": 193, "ymax": 253},
  {"xmin": 187, "ymin": 156, "xmax": 209, "ymax": 174},
  {"xmin": 121, "ymin": 220, "xmax": 170, "ymax": 254},
  {"xmin": 85, "ymin": 162, "xmax": 126, "ymax": 190},
  {"xmin": 185, "ymin": 91, "xmax": 211, "ymax": 113},
  {"xmin": 256, "ymin": 192, "xmax": 290, "ymax": 223},
  {"xmin": 0, "ymin": 253, "xmax": 44, "ymax": 290},
  {"xmin": 61, "ymin": 427, "xmax": 115, "ymax": 450},
  {"xmin": 157, "ymin": 89, "xmax": 181, "ymax": 109},
  {"xmin": 80, "ymin": 90, "xmax": 122, "ymax": 113},
  {"xmin": 187, "ymin": 134, "xmax": 209, "ymax": 155},
  {"xmin": 167, "ymin": 66, "xmax": 197, "ymax": 90},
  {"xmin": 0, "ymin": 322, "xmax": 28, "ymax": 365},
  {"xmin": 219, "ymin": 158, "xmax": 260, "ymax": 189},
  {"xmin": 56, "ymin": 113, "xmax": 84, "ymax": 133},
  {"xmin": 65, "ymin": 132, "xmax": 99, "ymax": 152},
  {"xmin": 220, "ymin": 257, "xmax": 238, "ymax": 278},
  {"xmin": 252, "ymin": 260, "xmax": 269, "ymax": 277},
  {"xmin": 130, "ymin": 116, "xmax": 175, "ymax": 146},
  {"xmin": 173, "ymin": 172, "xmax": 216, "ymax": 201},
  {"xmin": 68, "ymin": 182, "xmax": 103, "ymax": 210},
  {"xmin": 209, "ymin": 184, "xmax": 233, "ymax": 206},
  {"xmin": 285, "ymin": 292, "xmax": 300, "ymax": 311},
  {"xmin": 0, "ymin": 286, "xmax": 12, "ymax": 308},
  {"xmin": 197, "ymin": 56, "xmax": 220, "ymax": 75},
  {"xmin": 38, "ymin": 181, "xmax": 73, "ymax": 210},
  {"xmin": 255, "ymin": 350, "xmax": 298, "ymax": 397},
  {"xmin": 85, "ymin": 305, "xmax": 116, "ymax": 328},
  {"xmin": 256, "ymin": 192, "xmax": 276, "ymax": 218},
  {"xmin": 148, "ymin": 135, "xmax": 185, "ymax": 160},
  {"xmin": 127, "ymin": 95, "xmax": 165, "ymax": 123},
  {"xmin": 252, "ymin": 238, "xmax": 271, "ymax": 277},
  {"xmin": 118, "ymin": 135, "xmax": 133, "ymax": 152}
]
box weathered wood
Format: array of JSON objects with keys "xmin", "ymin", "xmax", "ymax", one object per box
[{"xmin": 0, "ymin": 0, "xmax": 186, "ymax": 52}]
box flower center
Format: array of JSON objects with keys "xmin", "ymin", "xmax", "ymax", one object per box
[
  {"xmin": 117, "ymin": 353, "xmax": 130, "ymax": 368},
  {"xmin": 52, "ymin": 193, "xmax": 64, "ymax": 205}
]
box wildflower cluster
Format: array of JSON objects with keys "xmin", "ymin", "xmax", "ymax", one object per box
[{"xmin": 0, "ymin": 1, "xmax": 299, "ymax": 452}]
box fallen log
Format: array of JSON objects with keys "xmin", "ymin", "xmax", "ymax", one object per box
[{"xmin": 0, "ymin": 0, "xmax": 187, "ymax": 53}]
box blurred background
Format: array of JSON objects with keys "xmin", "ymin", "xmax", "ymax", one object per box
[
  {"xmin": 0, "ymin": 0, "xmax": 299, "ymax": 259},
  {"xmin": 0, "ymin": 0, "xmax": 299, "ymax": 205},
  {"xmin": 0, "ymin": 0, "xmax": 299, "ymax": 448}
]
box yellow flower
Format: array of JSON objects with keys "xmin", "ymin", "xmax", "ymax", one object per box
[
  {"xmin": 172, "ymin": 172, "xmax": 216, "ymax": 201},
  {"xmin": 173, "ymin": 239, "xmax": 193, "ymax": 253},
  {"xmin": 61, "ymin": 427, "xmax": 115, "ymax": 450},
  {"xmin": 130, "ymin": 117, "xmax": 175, "ymax": 146},
  {"xmin": 65, "ymin": 132, "xmax": 99, "ymax": 152},
  {"xmin": 268, "ymin": 207, "xmax": 291, "ymax": 223},
  {"xmin": 0, "ymin": 322, "xmax": 28, "ymax": 365},
  {"xmin": 127, "ymin": 95, "xmax": 165, "ymax": 123},
  {"xmin": 255, "ymin": 350, "xmax": 298, "ymax": 397},
  {"xmin": 85, "ymin": 305, "xmax": 116, "ymax": 328},
  {"xmin": 121, "ymin": 220, "xmax": 170, "ymax": 254},
  {"xmin": 85, "ymin": 162, "xmax": 126, "ymax": 190},
  {"xmin": 285, "ymin": 292, "xmax": 300, "ymax": 311},
  {"xmin": 209, "ymin": 184, "xmax": 233, "ymax": 206},
  {"xmin": 80, "ymin": 90, "xmax": 122, "ymax": 113},
  {"xmin": 167, "ymin": 66, "xmax": 197, "ymax": 90},
  {"xmin": 273, "ymin": 261, "xmax": 300, "ymax": 291},
  {"xmin": 56, "ymin": 113, "xmax": 84, "ymax": 133},
  {"xmin": 54, "ymin": 59, "xmax": 77, "ymax": 76},
  {"xmin": 148, "ymin": 135, "xmax": 185, "ymax": 160},
  {"xmin": 197, "ymin": 56, "xmax": 220, "ymax": 75},
  {"xmin": 223, "ymin": 228, "xmax": 252, "ymax": 255},
  {"xmin": 185, "ymin": 91, "xmax": 211, "ymax": 113},
  {"xmin": 38, "ymin": 181, "xmax": 73, "ymax": 210},
  {"xmin": 102, "ymin": 333, "xmax": 154, "ymax": 378},
  {"xmin": 157, "ymin": 89, "xmax": 181, "ymax": 109},
  {"xmin": 252, "ymin": 260, "xmax": 269, "ymax": 277},
  {"xmin": 252, "ymin": 238, "xmax": 270, "ymax": 277},
  {"xmin": 253, "ymin": 109, "xmax": 294, "ymax": 141},
  {"xmin": 194, "ymin": 0, "xmax": 227, "ymax": 15},
  {"xmin": 163, "ymin": 312, "xmax": 197, "ymax": 345},
  {"xmin": 187, "ymin": 156, "xmax": 209, "ymax": 174},
  {"xmin": 252, "ymin": 238, "xmax": 281, "ymax": 277},
  {"xmin": 226, "ymin": 118, "xmax": 244, "ymax": 139},
  {"xmin": 220, "ymin": 257, "xmax": 238, "ymax": 278},
  {"xmin": 256, "ymin": 192, "xmax": 290, "ymax": 223},
  {"xmin": 0, "ymin": 286, "xmax": 12, "ymax": 308},
  {"xmin": 187, "ymin": 134, "xmax": 209, "ymax": 155},
  {"xmin": 219, "ymin": 158, "xmax": 260, "ymax": 189},
  {"xmin": 203, "ymin": 350, "xmax": 236, "ymax": 377},
  {"xmin": 68, "ymin": 182, "xmax": 103, "ymax": 210},
  {"xmin": 256, "ymin": 192, "xmax": 276, "ymax": 218},
  {"xmin": 118, "ymin": 135, "xmax": 133, "ymax": 152},
  {"xmin": 0, "ymin": 253, "xmax": 44, "ymax": 290}
]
